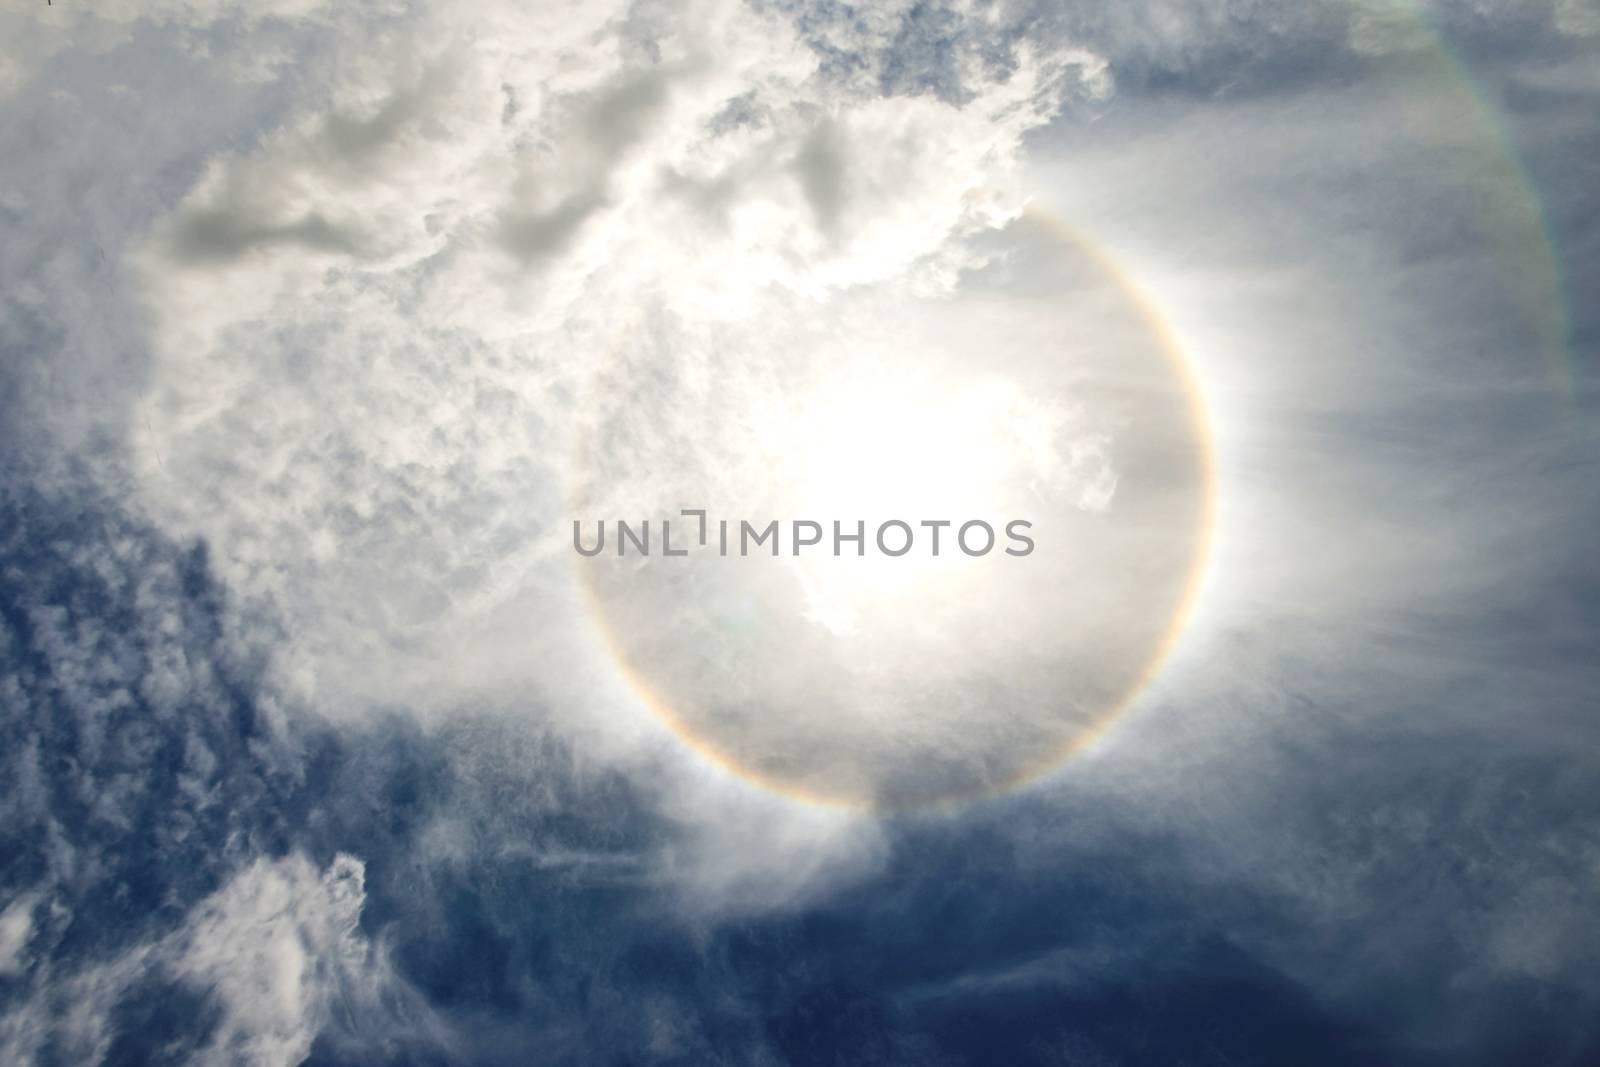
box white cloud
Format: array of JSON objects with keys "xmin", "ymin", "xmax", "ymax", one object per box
[
  {"xmin": 0, "ymin": 938, "xmax": 156, "ymax": 1067},
  {"xmin": 0, "ymin": 852, "xmax": 427, "ymax": 1067},
  {"xmin": 0, "ymin": 893, "xmax": 39, "ymax": 977},
  {"xmin": 174, "ymin": 853, "xmax": 375, "ymax": 1067},
  {"xmin": 1556, "ymin": 0, "xmax": 1600, "ymax": 35},
  {"xmin": 125, "ymin": 0, "xmax": 1108, "ymax": 741}
]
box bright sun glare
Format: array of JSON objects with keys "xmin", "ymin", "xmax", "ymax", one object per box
[{"xmin": 764, "ymin": 366, "xmax": 1092, "ymax": 634}]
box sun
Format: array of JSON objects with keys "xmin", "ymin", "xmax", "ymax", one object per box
[
  {"xmin": 568, "ymin": 213, "xmax": 1213, "ymax": 809},
  {"xmin": 745, "ymin": 365, "xmax": 1095, "ymax": 634}
]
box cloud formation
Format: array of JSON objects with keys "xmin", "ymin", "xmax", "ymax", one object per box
[
  {"xmin": 123, "ymin": 0, "xmax": 1114, "ymax": 734},
  {"xmin": 0, "ymin": 850, "xmax": 422, "ymax": 1067},
  {"xmin": 1, "ymin": 0, "xmax": 1599, "ymax": 1063}
]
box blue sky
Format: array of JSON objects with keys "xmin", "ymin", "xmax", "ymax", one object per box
[{"xmin": 1, "ymin": 2, "xmax": 1598, "ymax": 1064}]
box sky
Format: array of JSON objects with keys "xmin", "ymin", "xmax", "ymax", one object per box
[{"xmin": 1, "ymin": 0, "xmax": 1599, "ymax": 1064}]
